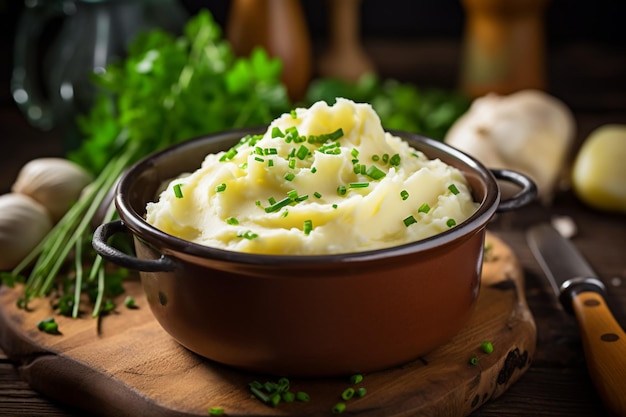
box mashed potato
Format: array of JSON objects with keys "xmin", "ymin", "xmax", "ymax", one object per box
[{"xmin": 146, "ymin": 99, "xmax": 479, "ymax": 254}]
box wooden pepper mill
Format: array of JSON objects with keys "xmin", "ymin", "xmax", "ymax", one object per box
[
  {"xmin": 460, "ymin": 0, "xmax": 549, "ymax": 98},
  {"xmin": 226, "ymin": 0, "xmax": 312, "ymax": 102}
]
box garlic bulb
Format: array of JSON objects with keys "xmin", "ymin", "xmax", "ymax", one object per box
[
  {"xmin": 12, "ymin": 158, "xmax": 92, "ymax": 222},
  {"xmin": 0, "ymin": 193, "xmax": 53, "ymax": 270},
  {"xmin": 444, "ymin": 89, "xmax": 576, "ymax": 204}
]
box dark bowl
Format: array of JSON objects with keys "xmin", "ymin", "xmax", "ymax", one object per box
[{"xmin": 93, "ymin": 128, "xmax": 536, "ymax": 377}]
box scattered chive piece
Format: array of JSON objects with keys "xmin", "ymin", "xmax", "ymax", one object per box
[
  {"xmin": 295, "ymin": 194, "xmax": 309, "ymax": 202},
  {"xmin": 350, "ymin": 374, "xmax": 363, "ymax": 384},
  {"xmin": 239, "ymin": 162, "xmax": 248, "ymax": 170},
  {"xmin": 237, "ymin": 230, "xmax": 259, "ymax": 240},
  {"xmin": 173, "ymin": 183, "xmax": 184, "ymax": 198},
  {"xmin": 390, "ymin": 153, "xmax": 401, "ymax": 166},
  {"xmin": 418, "ymin": 203, "xmax": 430, "ymax": 213},
  {"xmin": 270, "ymin": 393, "xmax": 281, "ymax": 407},
  {"xmin": 255, "ymin": 200, "xmax": 261, "ymax": 207},
  {"xmin": 447, "ymin": 218, "xmax": 457, "ymax": 227},
  {"xmin": 296, "ymin": 144, "xmax": 309, "ymax": 160},
  {"xmin": 290, "ymin": 109, "xmax": 297, "ymax": 118},
  {"xmin": 124, "ymin": 296, "xmax": 137, "ymax": 309},
  {"xmin": 226, "ymin": 217, "xmax": 239, "ymax": 225},
  {"xmin": 284, "ymin": 172, "xmax": 295, "ymax": 181},
  {"xmin": 282, "ymin": 391, "xmax": 295, "ymax": 402},
  {"xmin": 382, "ymin": 153, "xmax": 389, "ymax": 164},
  {"xmin": 314, "ymin": 191, "xmax": 322, "ymax": 199},
  {"xmin": 400, "ymin": 190, "xmax": 409, "ymax": 200},
  {"xmin": 287, "ymin": 189, "xmax": 299, "ymax": 200},
  {"xmin": 337, "ymin": 185, "xmax": 347, "ymax": 196},
  {"xmin": 281, "ymin": 210, "xmax": 289, "ymax": 217},
  {"xmin": 265, "ymin": 147, "xmax": 278, "ymax": 155},
  {"xmin": 332, "ymin": 402, "xmax": 347, "ymax": 414},
  {"xmin": 469, "ymin": 356, "xmax": 479, "ymax": 365},
  {"xmin": 356, "ymin": 387, "xmax": 367, "ymax": 397},
  {"xmin": 37, "ymin": 317, "xmax": 60, "ymax": 334},
  {"xmin": 219, "ymin": 148, "xmax": 238, "ymax": 161},
  {"xmin": 481, "ymin": 341, "xmax": 494, "ymax": 354},
  {"xmin": 311, "ymin": 167, "xmax": 317, "ymax": 173},
  {"xmin": 268, "ymin": 196, "xmax": 277, "ymax": 205},
  {"xmin": 208, "ymin": 407, "xmax": 224, "ymax": 415},
  {"xmin": 215, "ymin": 183, "xmax": 226, "ymax": 193},
  {"xmin": 341, "ymin": 387, "xmax": 355, "ymax": 400},
  {"xmin": 349, "ymin": 182, "xmax": 369, "ymax": 189},
  {"xmin": 332, "ymin": 204, "xmax": 338, "ymax": 209},
  {"xmin": 288, "ymin": 158, "xmax": 296, "ymax": 169},
  {"xmin": 303, "ymin": 219, "xmax": 313, "ymax": 235},
  {"xmin": 254, "ymin": 156, "xmax": 264, "ymax": 163},
  {"xmin": 265, "ymin": 197, "xmax": 292, "ymax": 213},
  {"xmin": 296, "ymin": 392, "xmax": 310, "ymax": 402},
  {"xmin": 271, "ymin": 126, "xmax": 284, "ymax": 138},
  {"xmin": 268, "ymin": 159, "xmax": 274, "ymax": 167},
  {"xmin": 403, "ymin": 216, "xmax": 417, "ymax": 227},
  {"xmin": 327, "ymin": 128, "xmax": 344, "ymax": 141},
  {"xmin": 371, "ymin": 155, "xmax": 380, "ymax": 162},
  {"xmin": 366, "ymin": 165, "xmax": 386, "ymax": 180},
  {"xmin": 448, "ymin": 184, "xmax": 460, "ymax": 195},
  {"xmin": 351, "ymin": 148, "xmax": 359, "ymax": 158}
]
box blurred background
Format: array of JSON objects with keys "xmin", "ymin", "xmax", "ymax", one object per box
[{"xmin": 1, "ymin": 0, "xmax": 625, "ymax": 192}]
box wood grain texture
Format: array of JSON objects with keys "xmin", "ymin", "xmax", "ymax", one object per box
[{"xmin": 0, "ymin": 232, "xmax": 536, "ymax": 417}]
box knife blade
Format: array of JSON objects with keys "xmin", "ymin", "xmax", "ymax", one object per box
[{"xmin": 527, "ymin": 223, "xmax": 626, "ymax": 417}]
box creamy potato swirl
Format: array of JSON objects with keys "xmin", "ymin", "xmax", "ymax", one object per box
[{"xmin": 146, "ymin": 99, "xmax": 479, "ymax": 254}]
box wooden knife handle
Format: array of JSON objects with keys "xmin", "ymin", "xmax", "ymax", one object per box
[{"xmin": 571, "ymin": 291, "xmax": 626, "ymax": 417}]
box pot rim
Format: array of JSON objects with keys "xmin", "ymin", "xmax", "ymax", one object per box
[{"xmin": 114, "ymin": 128, "xmax": 500, "ymax": 265}]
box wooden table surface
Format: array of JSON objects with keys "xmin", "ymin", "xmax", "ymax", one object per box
[{"xmin": 1, "ymin": 36, "xmax": 625, "ymax": 416}]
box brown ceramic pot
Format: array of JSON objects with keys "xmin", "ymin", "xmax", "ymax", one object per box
[{"xmin": 93, "ymin": 128, "xmax": 536, "ymax": 377}]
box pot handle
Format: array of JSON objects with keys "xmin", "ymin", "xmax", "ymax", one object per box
[
  {"xmin": 491, "ymin": 169, "xmax": 538, "ymax": 212},
  {"xmin": 92, "ymin": 219, "xmax": 177, "ymax": 272}
]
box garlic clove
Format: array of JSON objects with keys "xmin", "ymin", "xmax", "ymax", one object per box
[
  {"xmin": 12, "ymin": 158, "xmax": 93, "ymax": 222},
  {"xmin": 0, "ymin": 193, "xmax": 53, "ymax": 270},
  {"xmin": 444, "ymin": 89, "xmax": 575, "ymax": 205}
]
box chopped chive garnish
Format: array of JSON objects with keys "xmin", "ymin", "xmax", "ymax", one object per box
[
  {"xmin": 282, "ymin": 391, "xmax": 295, "ymax": 402},
  {"xmin": 469, "ymin": 356, "xmax": 479, "ymax": 365},
  {"xmin": 351, "ymin": 148, "xmax": 359, "ymax": 158},
  {"xmin": 390, "ymin": 153, "xmax": 401, "ymax": 166},
  {"xmin": 254, "ymin": 156, "xmax": 264, "ymax": 163},
  {"xmin": 208, "ymin": 407, "xmax": 224, "ymax": 416},
  {"xmin": 255, "ymin": 146, "xmax": 264, "ymax": 155},
  {"xmin": 337, "ymin": 185, "xmax": 347, "ymax": 196},
  {"xmin": 268, "ymin": 159, "xmax": 274, "ymax": 167},
  {"xmin": 350, "ymin": 374, "xmax": 363, "ymax": 384},
  {"xmin": 400, "ymin": 190, "xmax": 409, "ymax": 200},
  {"xmin": 287, "ymin": 189, "xmax": 299, "ymax": 200},
  {"xmin": 481, "ymin": 341, "xmax": 494, "ymax": 354},
  {"xmin": 265, "ymin": 148, "xmax": 278, "ymax": 155},
  {"xmin": 219, "ymin": 148, "xmax": 238, "ymax": 161},
  {"xmin": 265, "ymin": 197, "xmax": 292, "ymax": 213},
  {"xmin": 271, "ymin": 126, "xmax": 284, "ymax": 138},
  {"xmin": 311, "ymin": 167, "xmax": 317, "ymax": 173},
  {"xmin": 268, "ymin": 196, "xmax": 277, "ymax": 205},
  {"xmin": 239, "ymin": 162, "xmax": 248, "ymax": 170},
  {"xmin": 447, "ymin": 218, "xmax": 457, "ymax": 227},
  {"xmin": 448, "ymin": 184, "xmax": 460, "ymax": 195},
  {"xmin": 332, "ymin": 402, "xmax": 346, "ymax": 414},
  {"xmin": 360, "ymin": 165, "xmax": 366, "ymax": 175},
  {"xmin": 332, "ymin": 204, "xmax": 338, "ymax": 209},
  {"xmin": 288, "ymin": 148, "xmax": 296, "ymax": 158},
  {"xmin": 349, "ymin": 182, "xmax": 369, "ymax": 189},
  {"xmin": 226, "ymin": 217, "xmax": 239, "ymax": 225},
  {"xmin": 418, "ymin": 203, "xmax": 430, "ymax": 213},
  {"xmin": 303, "ymin": 219, "xmax": 313, "ymax": 235},
  {"xmin": 366, "ymin": 165, "xmax": 386, "ymax": 180},
  {"xmin": 281, "ymin": 210, "xmax": 289, "ymax": 217},
  {"xmin": 314, "ymin": 191, "xmax": 322, "ymax": 199},
  {"xmin": 296, "ymin": 145, "xmax": 309, "ymax": 160},
  {"xmin": 288, "ymin": 158, "xmax": 296, "ymax": 169},
  {"xmin": 290, "ymin": 109, "xmax": 297, "ymax": 118},
  {"xmin": 403, "ymin": 216, "xmax": 417, "ymax": 227},
  {"xmin": 295, "ymin": 194, "xmax": 309, "ymax": 202},
  {"xmin": 266, "ymin": 197, "xmax": 291, "ymax": 213},
  {"xmin": 341, "ymin": 387, "xmax": 355, "ymax": 400},
  {"xmin": 371, "ymin": 155, "xmax": 380, "ymax": 162},
  {"xmin": 356, "ymin": 387, "xmax": 367, "ymax": 397},
  {"xmin": 255, "ymin": 200, "xmax": 261, "ymax": 206},
  {"xmin": 284, "ymin": 172, "xmax": 295, "ymax": 181},
  {"xmin": 173, "ymin": 183, "xmax": 184, "ymax": 198},
  {"xmin": 215, "ymin": 183, "xmax": 226, "ymax": 193},
  {"xmin": 296, "ymin": 392, "xmax": 310, "ymax": 402},
  {"xmin": 124, "ymin": 296, "xmax": 137, "ymax": 309},
  {"xmin": 237, "ymin": 230, "xmax": 259, "ymax": 240},
  {"xmin": 382, "ymin": 153, "xmax": 389, "ymax": 164},
  {"xmin": 327, "ymin": 128, "xmax": 344, "ymax": 141}
]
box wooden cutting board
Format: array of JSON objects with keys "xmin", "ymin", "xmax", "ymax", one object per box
[{"xmin": 0, "ymin": 232, "xmax": 536, "ymax": 417}]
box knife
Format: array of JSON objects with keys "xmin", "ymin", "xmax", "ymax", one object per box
[{"xmin": 527, "ymin": 223, "xmax": 626, "ymax": 417}]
